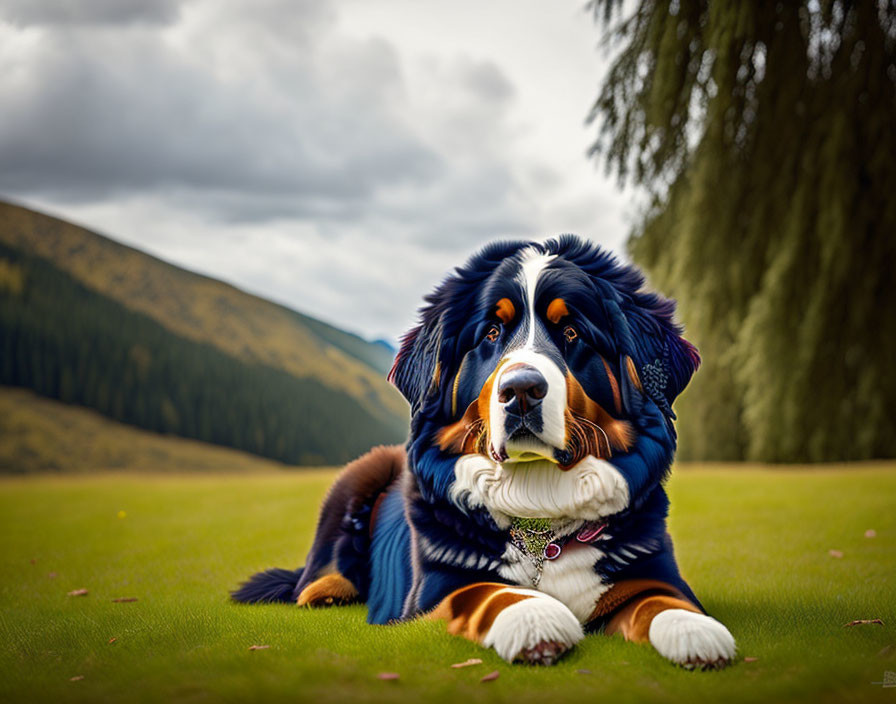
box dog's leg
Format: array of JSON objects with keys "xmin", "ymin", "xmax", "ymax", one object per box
[
  {"xmin": 600, "ymin": 581, "xmax": 736, "ymax": 669},
  {"xmin": 296, "ymin": 572, "xmax": 359, "ymax": 608},
  {"xmin": 429, "ymin": 583, "xmax": 583, "ymax": 665}
]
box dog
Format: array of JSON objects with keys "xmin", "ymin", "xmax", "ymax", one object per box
[{"xmin": 232, "ymin": 235, "xmax": 736, "ymax": 668}]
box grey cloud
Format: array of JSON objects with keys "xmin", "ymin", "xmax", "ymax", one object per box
[
  {"xmin": 0, "ymin": 18, "xmax": 442, "ymax": 221},
  {"xmin": 0, "ymin": 0, "xmax": 532, "ymax": 240},
  {"xmin": 0, "ymin": 0, "xmax": 186, "ymax": 26},
  {"xmin": 460, "ymin": 59, "xmax": 515, "ymax": 104}
]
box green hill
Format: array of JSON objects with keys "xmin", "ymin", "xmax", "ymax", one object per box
[
  {"xmin": 0, "ymin": 387, "xmax": 295, "ymax": 474},
  {"xmin": 0, "ymin": 200, "xmax": 408, "ymax": 467}
]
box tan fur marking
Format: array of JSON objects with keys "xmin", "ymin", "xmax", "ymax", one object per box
[
  {"xmin": 495, "ymin": 298, "xmax": 516, "ymax": 325},
  {"xmin": 625, "ymin": 356, "xmax": 643, "ymax": 392},
  {"xmin": 589, "ymin": 578, "xmax": 689, "ymax": 621},
  {"xmin": 450, "ymin": 354, "xmax": 467, "ymax": 417},
  {"xmin": 600, "ymin": 355, "xmax": 622, "ymax": 415},
  {"xmin": 469, "ymin": 591, "xmax": 533, "ymax": 639},
  {"xmin": 436, "ymin": 366, "xmax": 500, "ymax": 455},
  {"xmin": 476, "ymin": 366, "xmax": 498, "ymax": 446},
  {"xmin": 436, "ymin": 400, "xmax": 482, "ymax": 454},
  {"xmin": 430, "ymin": 583, "xmax": 506, "ymax": 622},
  {"xmin": 588, "ymin": 578, "xmax": 703, "ymax": 644},
  {"xmin": 561, "ymin": 372, "xmax": 633, "ymax": 468},
  {"xmin": 546, "ymin": 298, "xmax": 569, "ymax": 324},
  {"xmin": 296, "ymin": 573, "xmax": 359, "ymax": 607},
  {"xmin": 429, "ymin": 583, "xmax": 534, "ymax": 643},
  {"xmin": 605, "ymin": 594, "xmax": 702, "ymax": 643}
]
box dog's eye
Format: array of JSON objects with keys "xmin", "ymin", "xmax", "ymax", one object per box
[
  {"xmin": 563, "ymin": 325, "xmax": 578, "ymax": 342},
  {"xmin": 485, "ymin": 325, "xmax": 501, "ymax": 343}
]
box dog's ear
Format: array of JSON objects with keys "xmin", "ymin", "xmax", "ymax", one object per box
[
  {"xmin": 604, "ymin": 293, "xmax": 700, "ymax": 419},
  {"xmin": 388, "ymin": 309, "xmax": 445, "ymax": 415}
]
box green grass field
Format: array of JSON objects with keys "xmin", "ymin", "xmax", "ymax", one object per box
[{"xmin": 1, "ymin": 465, "xmax": 894, "ymax": 704}]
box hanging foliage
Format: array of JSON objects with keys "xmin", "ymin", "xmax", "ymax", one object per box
[{"xmin": 588, "ymin": 1, "xmax": 896, "ymax": 461}]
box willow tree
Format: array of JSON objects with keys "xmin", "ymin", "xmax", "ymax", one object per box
[{"xmin": 587, "ymin": 1, "xmax": 896, "ymax": 462}]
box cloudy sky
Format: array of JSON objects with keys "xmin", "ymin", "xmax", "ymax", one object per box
[{"xmin": 0, "ymin": 0, "xmax": 634, "ymax": 343}]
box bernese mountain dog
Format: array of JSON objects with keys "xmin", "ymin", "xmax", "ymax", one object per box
[{"xmin": 233, "ymin": 235, "xmax": 736, "ymax": 669}]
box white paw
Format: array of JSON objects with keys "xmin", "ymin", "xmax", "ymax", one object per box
[
  {"xmin": 649, "ymin": 609, "xmax": 736, "ymax": 669},
  {"xmin": 482, "ymin": 591, "xmax": 584, "ymax": 664}
]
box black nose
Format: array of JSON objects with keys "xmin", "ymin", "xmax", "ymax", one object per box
[{"xmin": 497, "ymin": 364, "xmax": 548, "ymax": 415}]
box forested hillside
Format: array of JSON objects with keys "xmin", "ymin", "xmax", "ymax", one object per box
[
  {"xmin": 0, "ymin": 202, "xmax": 408, "ymax": 467},
  {"xmin": 0, "ymin": 201, "xmax": 405, "ymax": 422}
]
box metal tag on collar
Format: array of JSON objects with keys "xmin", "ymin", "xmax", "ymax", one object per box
[
  {"xmin": 576, "ymin": 522, "xmax": 607, "ymax": 543},
  {"xmin": 543, "ymin": 542, "xmax": 561, "ymax": 560}
]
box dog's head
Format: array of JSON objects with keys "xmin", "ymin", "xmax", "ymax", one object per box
[{"xmin": 389, "ymin": 236, "xmax": 699, "ymax": 518}]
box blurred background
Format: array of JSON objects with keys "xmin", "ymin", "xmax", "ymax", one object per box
[{"xmin": 0, "ymin": 0, "xmax": 894, "ymax": 472}]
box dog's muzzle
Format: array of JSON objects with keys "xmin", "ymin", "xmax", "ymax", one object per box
[{"xmin": 489, "ymin": 352, "xmax": 567, "ymax": 464}]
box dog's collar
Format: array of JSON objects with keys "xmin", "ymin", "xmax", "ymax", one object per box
[{"xmin": 508, "ymin": 517, "xmax": 609, "ymax": 587}]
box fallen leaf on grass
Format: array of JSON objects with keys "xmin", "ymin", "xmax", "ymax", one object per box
[
  {"xmin": 248, "ymin": 645, "xmax": 270, "ymax": 651},
  {"xmin": 843, "ymin": 619, "xmax": 884, "ymax": 627},
  {"xmin": 108, "ymin": 637, "xmax": 117, "ymax": 644},
  {"xmin": 865, "ymin": 529, "xmax": 877, "ymax": 538},
  {"xmin": 112, "ymin": 597, "xmax": 138, "ymax": 603},
  {"xmin": 30, "ymin": 558, "xmax": 36, "ymax": 565},
  {"xmin": 576, "ymin": 668, "xmax": 593, "ymax": 675},
  {"xmin": 879, "ymin": 645, "xmax": 893, "ymax": 658},
  {"xmin": 377, "ymin": 672, "xmax": 399, "ymax": 680},
  {"xmin": 67, "ymin": 589, "xmax": 88, "ymax": 597},
  {"xmin": 69, "ymin": 676, "xmax": 84, "ymax": 682},
  {"xmin": 480, "ymin": 670, "xmax": 500, "ymax": 682},
  {"xmin": 744, "ymin": 657, "xmax": 759, "ymax": 663},
  {"xmin": 450, "ymin": 658, "xmax": 483, "ymax": 669},
  {"xmin": 828, "ymin": 549, "xmax": 844, "ymax": 559}
]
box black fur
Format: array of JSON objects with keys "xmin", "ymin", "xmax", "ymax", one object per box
[
  {"xmin": 231, "ymin": 445, "xmax": 404, "ymax": 605},
  {"xmin": 231, "ymin": 567, "xmax": 304, "ymax": 603}
]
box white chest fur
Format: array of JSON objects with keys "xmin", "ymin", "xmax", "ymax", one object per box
[
  {"xmin": 450, "ymin": 455, "xmax": 631, "ymax": 524},
  {"xmin": 497, "ymin": 541, "xmax": 610, "ymax": 623},
  {"xmin": 450, "ymin": 453, "xmax": 626, "ymax": 624}
]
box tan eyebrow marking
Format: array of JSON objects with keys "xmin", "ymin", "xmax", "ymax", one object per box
[
  {"xmin": 495, "ymin": 297, "xmax": 515, "ymax": 324},
  {"xmin": 546, "ymin": 297, "xmax": 569, "ymax": 324}
]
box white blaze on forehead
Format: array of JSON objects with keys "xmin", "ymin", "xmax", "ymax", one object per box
[{"xmin": 517, "ymin": 247, "xmax": 556, "ymax": 348}]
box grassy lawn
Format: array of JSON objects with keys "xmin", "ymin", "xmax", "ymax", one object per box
[{"xmin": 1, "ymin": 465, "xmax": 894, "ymax": 703}]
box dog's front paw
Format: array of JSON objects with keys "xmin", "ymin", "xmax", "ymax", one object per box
[
  {"xmin": 648, "ymin": 609, "xmax": 736, "ymax": 670},
  {"xmin": 482, "ymin": 592, "xmax": 583, "ymax": 665},
  {"xmin": 516, "ymin": 639, "xmax": 570, "ymax": 666}
]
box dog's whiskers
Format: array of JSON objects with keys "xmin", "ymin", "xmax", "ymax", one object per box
[
  {"xmin": 559, "ymin": 411, "xmax": 614, "ymax": 468},
  {"xmin": 575, "ymin": 415, "xmax": 612, "ymax": 458},
  {"xmin": 460, "ymin": 417, "xmax": 489, "ymax": 456}
]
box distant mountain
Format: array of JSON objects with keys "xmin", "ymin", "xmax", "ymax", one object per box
[
  {"xmin": 0, "ymin": 200, "xmax": 408, "ymax": 466},
  {"xmin": 372, "ymin": 338, "xmax": 397, "ymax": 357}
]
